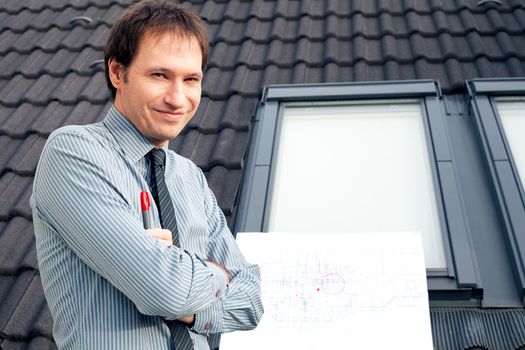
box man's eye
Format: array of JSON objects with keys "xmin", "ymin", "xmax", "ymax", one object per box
[{"xmin": 152, "ymin": 72, "xmax": 165, "ymax": 78}]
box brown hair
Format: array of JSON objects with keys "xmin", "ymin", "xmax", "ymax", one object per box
[{"xmin": 104, "ymin": 0, "xmax": 208, "ymax": 98}]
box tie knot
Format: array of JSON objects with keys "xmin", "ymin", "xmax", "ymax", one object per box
[{"xmin": 149, "ymin": 148, "xmax": 166, "ymax": 167}]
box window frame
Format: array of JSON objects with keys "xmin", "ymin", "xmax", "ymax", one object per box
[
  {"xmin": 468, "ymin": 78, "xmax": 525, "ymax": 300},
  {"xmin": 235, "ymin": 80, "xmax": 481, "ymax": 299}
]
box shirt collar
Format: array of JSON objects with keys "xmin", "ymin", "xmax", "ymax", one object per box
[{"xmin": 103, "ymin": 105, "xmax": 162, "ymax": 163}]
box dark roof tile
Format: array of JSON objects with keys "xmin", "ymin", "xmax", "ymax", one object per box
[
  {"xmin": 205, "ymin": 166, "xmax": 242, "ymax": 217},
  {"xmin": 212, "ymin": 18, "xmax": 247, "ymax": 44},
  {"xmin": 24, "ymin": 75, "xmax": 63, "ymax": 105},
  {"xmin": 173, "ymin": 128, "xmax": 249, "ymax": 172},
  {"xmin": 0, "ymin": 0, "xmax": 133, "ymax": 14},
  {"xmin": 324, "ymin": 0, "xmax": 348, "ymax": 16},
  {"xmin": 0, "ymin": 9, "xmax": 38, "ymax": 32},
  {"xmin": 202, "ymin": 67, "xmax": 237, "ymax": 99},
  {"xmin": 97, "ymin": 3, "xmax": 130, "ymax": 25},
  {"xmin": 51, "ymin": 47, "xmax": 103, "ymax": 75},
  {"xmin": 505, "ymin": 56, "xmax": 525, "ymax": 77},
  {"xmin": 209, "ymin": 128, "xmax": 249, "ymax": 168},
  {"xmin": 34, "ymin": 101, "xmax": 109, "ymax": 137},
  {"xmin": 237, "ymin": 40, "xmax": 265, "ymax": 68},
  {"xmin": 0, "ymin": 105, "xmax": 36, "ymax": 137},
  {"xmin": 0, "ymin": 135, "xmax": 46, "ymax": 176},
  {"xmin": 0, "ymin": 75, "xmax": 34, "ymax": 107},
  {"xmin": 221, "ymin": 95, "xmax": 256, "ymax": 130},
  {"xmin": 0, "ymin": 0, "xmax": 25, "ymax": 13},
  {"xmin": 2, "ymin": 337, "xmax": 56, "ymax": 350},
  {"xmin": 1, "ymin": 72, "xmax": 110, "ymax": 106},
  {"xmin": 222, "ymin": 0, "xmax": 252, "ymax": 21},
  {"xmin": 431, "ymin": 9, "xmax": 450, "ymax": 34},
  {"xmin": 0, "ymin": 272, "xmax": 34, "ymax": 331},
  {"xmin": 2, "ymin": 274, "xmax": 52, "ymax": 339},
  {"xmin": 0, "ymin": 102, "xmax": 107, "ymax": 138},
  {"xmin": 240, "ymin": 18, "xmax": 270, "ymax": 43},
  {"xmin": 0, "ymin": 25, "xmax": 109, "ymax": 56},
  {"xmin": 303, "ymin": 40, "xmax": 324, "ymax": 66},
  {"xmin": 188, "ymin": 95, "xmax": 254, "ymax": 133},
  {"xmin": 266, "ymin": 40, "xmax": 300, "ymax": 67},
  {"xmin": 61, "ymin": 25, "xmax": 109, "ymax": 50},
  {"xmin": 496, "ymin": 31, "xmax": 521, "ymax": 58},
  {"xmin": 253, "ymin": 0, "xmax": 279, "ymax": 20},
  {"xmin": 208, "ymin": 41, "xmax": 242, "ymax": 69},
  {"xmin": 0, "ymin": 173, "xmax": 33, "ymax": 220},
  {"xmin": 199, "ymin": 1, "xmax": 223, "ymax": 23},
  {"xmin": 0, "ymin": 217, "xmax": 37, "ymax": 275}
]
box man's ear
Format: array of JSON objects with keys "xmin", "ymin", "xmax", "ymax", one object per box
[{"xmin": 108, "ymin": 57, "xmax": 126, "ymax": 90}]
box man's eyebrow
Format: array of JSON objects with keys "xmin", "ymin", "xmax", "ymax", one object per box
[
  {"xmin": 148, "ymin": 67, "xmax": 170, "ymax": 73},
  {"xmin": 148, "ymin": 67, "xmax": 202, "ymax": 77}
]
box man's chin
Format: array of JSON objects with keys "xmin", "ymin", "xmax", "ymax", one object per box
[{"xmin": 149, "ymin": 130, "xmax": 184, "ymax": 146}]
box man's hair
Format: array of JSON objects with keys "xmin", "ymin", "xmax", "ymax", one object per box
[{"xmin": 104, "ymin": 0, "xmax": 209, "ymax": 98}]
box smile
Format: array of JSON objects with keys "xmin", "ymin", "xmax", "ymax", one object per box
[{"xmin": 154, "ymin": 109, "xmax": 185, "ymax": 120}]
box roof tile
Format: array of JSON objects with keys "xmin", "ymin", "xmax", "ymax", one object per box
[
  {"xmin": 0, "ymin": 272, "xmax": 34, "ymax": 331},
  {"xmin": 222, "ymin": 0, "xmax": 252, "ymax": 21},
  {"xmin": 2, "ymin": 274, "xmax": 53, "ymax": 339},
  {"xmin": 38, "ymin": 28, "xmax": 70, "ymax": 52},
  {"xmin": 208, "ymin": 41, "xmax": 242, "ymax": 69},
  {"xmin": 199, "ymin": 1, "xmax": 223, "ymax": 23},
  {"xmin": 254, "ymin": 0, "xmax": 278, "ymax": 20},
  {"xmin": 205, "ymin": 166, "xmax": 242, "ymax": 217},
  {"xmin": 188, "ymin": 95, "xmax": 253, "ymax": 133},
  {"xmin": 173, "ymin": 128, "xmax": 249, "ymax": 172},
  {"xmin": 505, "ymin": 56, "xmax": 525, "ymax": 76},
  {"xmin": 1, "ymin": 337, "xmax": 57, "ymax": 350},
  {"xmin": 0, "ymin": 102, "xmax": 108, "ymax": 138},
  {"xmin": 238, "ymin": 40, "xmax": 265, "ymax": 67},
  {"xmin": 0, "ymin": 173, "xmax": 33, "ymax": 220},
  {"xmin": 213, "ymin": 18, "xmax": 247, "ymax": 44},
  {"xmin": 0, "ymin": 217, "xmax": 37, "ymax": 275}
]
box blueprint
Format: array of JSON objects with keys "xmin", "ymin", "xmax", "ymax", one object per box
[{"xmin": 221, "ymin": 232, "xmax": 433, "ymax": 350}]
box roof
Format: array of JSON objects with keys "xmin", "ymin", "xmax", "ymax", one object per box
[{"xmin": 1, "ymin": 0, "xmax": 525, "ymax": 348}]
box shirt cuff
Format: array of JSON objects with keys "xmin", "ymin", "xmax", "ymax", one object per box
[
  {"xmin": 190, "ymin": 263, "xmax": 227, "ymax": 334},
  {"xmin": 191, "ymin": 298, "xmax": 224, "ymax": 334}
]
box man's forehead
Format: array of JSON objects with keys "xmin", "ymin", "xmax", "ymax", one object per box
[{"xmin": 140, "ymin": 29, "xmax": 200, "ymax": 52}]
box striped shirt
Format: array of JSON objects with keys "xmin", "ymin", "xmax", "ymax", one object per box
[{"xmin": 31, "ymin": 106, "xmax": 263, "ymax": 349}]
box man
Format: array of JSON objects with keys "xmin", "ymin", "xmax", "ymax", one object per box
[{"xmin": 30, "ymin": 1, "xmax": 263, "ymax": 349}]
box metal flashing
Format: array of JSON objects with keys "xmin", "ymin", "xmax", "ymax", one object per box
[{"xmin": 262, "ymin": 80, "xmax": 441, "ymax": 103}]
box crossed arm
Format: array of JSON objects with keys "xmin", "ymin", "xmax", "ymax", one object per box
[{"xmin": 32, "ymin": 128, "xmax": 263, "ymax": 334}]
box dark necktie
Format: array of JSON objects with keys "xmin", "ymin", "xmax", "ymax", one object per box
[
  {"xmin": 149, "ymin": 148, "xmax": 193, "ymax": 349},
  {"xmin": 149, "ymin": 148, "xmax": 180, "ymax": 246}
]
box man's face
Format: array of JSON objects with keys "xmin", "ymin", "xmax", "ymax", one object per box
[{"xmin": 109, "ymin": 31, "xmax": 203, "ymax": 147}]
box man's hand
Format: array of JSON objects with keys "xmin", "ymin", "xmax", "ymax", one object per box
[
  {"xmin": 146, "ymin": 228, "xmax": 172, "ymax": 246},
  {"xmin": 177, "ymin": 314, "xmax": 195, "ymax": 325},
  {"xmin": 207, "ymin": 260, "xmax": 230, "ymax": 284}
]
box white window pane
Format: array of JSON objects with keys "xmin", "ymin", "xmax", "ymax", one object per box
[
  {"xmin": 497, "ymin": 100, "xmax": 525, "ymax": 189},
  {"xmin": 268, "ymin": 102, "xmax": 446, "ymax": 269}
]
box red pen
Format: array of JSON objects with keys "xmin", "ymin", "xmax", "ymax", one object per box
[{"xmin": 140, "ymin": 191, "xmax": 153, "ymax": 229}]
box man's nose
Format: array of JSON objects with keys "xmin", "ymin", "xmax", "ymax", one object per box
[{"xmin": 164, "ymin": 81, "xmax": 185, "ymax": 106}]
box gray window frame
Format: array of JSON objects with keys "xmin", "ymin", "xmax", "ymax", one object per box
[
  {"xmin": 468, "ymin": 78, "xmax": 525, "ymax": 300},
  {"xmin": 235, "ymin": 80, "xmax": 481, "ymax": 300}
]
